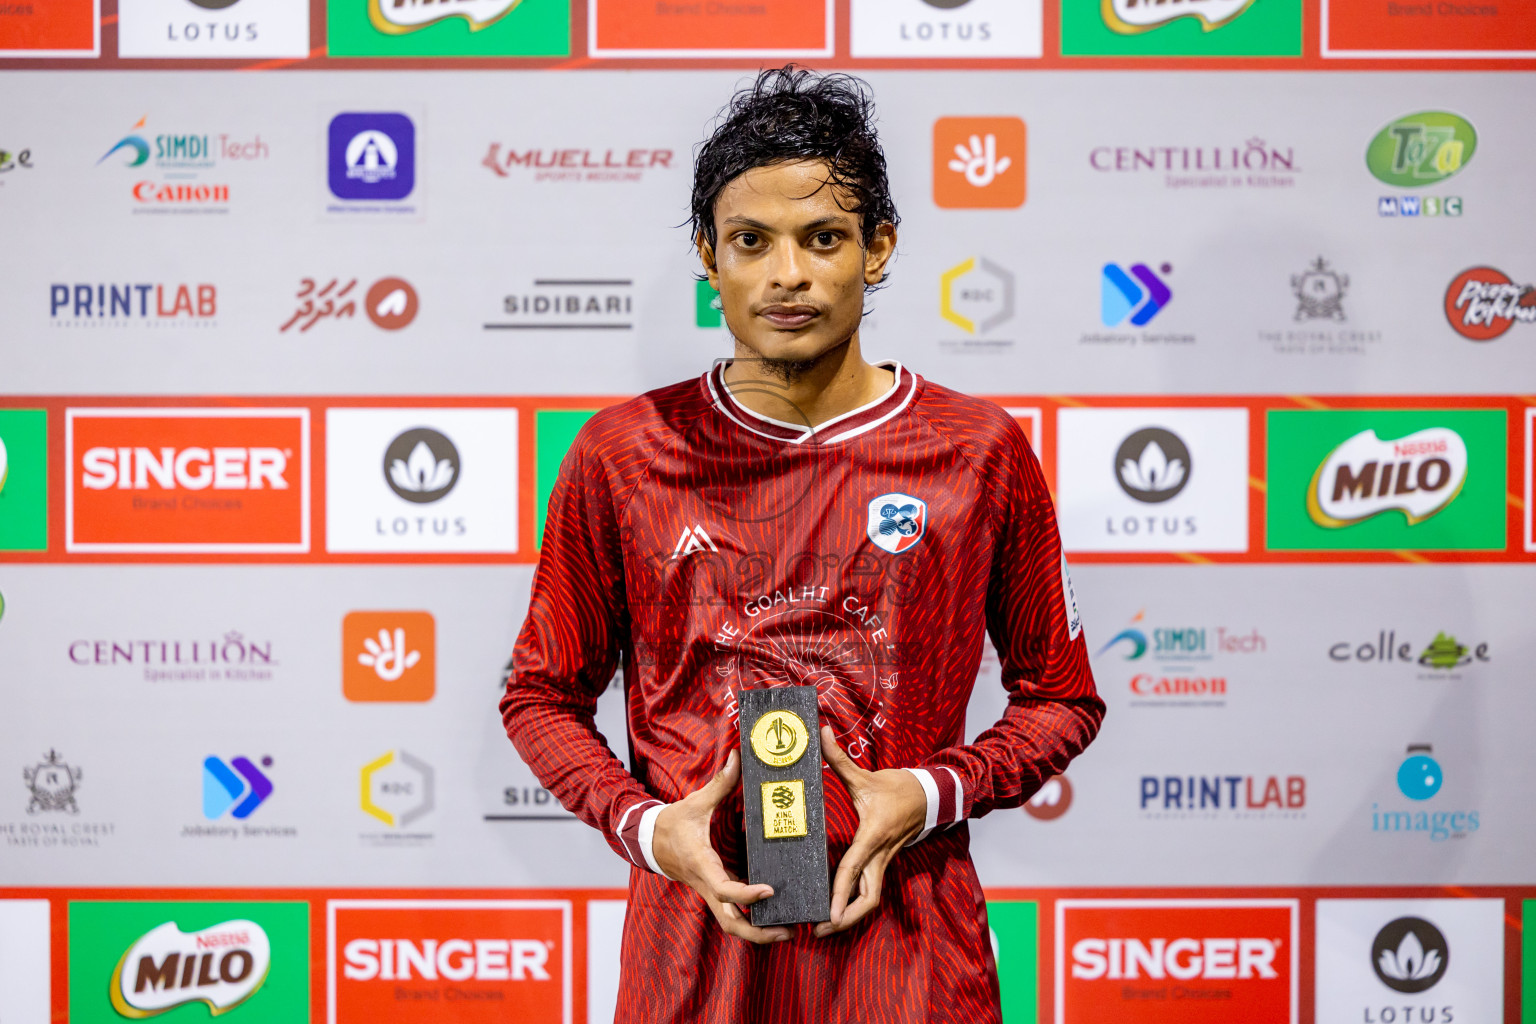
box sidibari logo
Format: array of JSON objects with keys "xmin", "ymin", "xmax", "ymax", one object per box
[
  {"xmin": 1103, "ymin": 0, "xmax": 1256, "ymax": 33},
  {"xmin": 1366, "ymin": 112, "xmax": 1476, "ymax": 188},
  {"xmin": 1443, "ymin": 266, "xmax": 1535, "ymax": 342},
  {"xmin": 370, "ymin": 0, "xmax": 522, "ymax": 33},
  {"xmin": 109, "ymin": 919, "xmax": 271, "ymax": 1016},
  {"xmin": 1371, "ymin": 917, "xmax": 1448, "ymax": 994},
  {"xmin": 1306, "ymin": 427, "xmax": 1466, "ymax": 528}
]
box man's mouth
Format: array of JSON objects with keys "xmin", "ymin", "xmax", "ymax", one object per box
[{"xmin": 758, "ymin": 304, "xmax": 821, "ymax": 329}]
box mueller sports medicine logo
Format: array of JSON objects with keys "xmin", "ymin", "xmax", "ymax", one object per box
[
  {"xmin": 482, "ymin": 143, "xmax": 674, "ymax": 183},
  {"xmin": 1103, "ymin": 0, "xmax": 1257, "ymax": 33},
  {"xmin": 1056, "ymin": 900, "xmax": 1297, "ymax": 1024},
  {"xmin": 933, "ymin": 117, "xmax": 1026, "ymax": 209},
  {"xmin": 329, "ymin": 900, "xmax": 570, "ymax": 1022},
  {"xmin": 96, "ymin": 116, "xmax": 267, "ymax": 212},
  {"xmin": 1306, "ymin": 428, "xmax": 1466, "ymax": 528},
  {"xmin": 109, "ymin": 918, "xmax": 271, "ymax": 1016},
  {"xmin": 65, "ymin": 409, "xmax": 310, "ymax": 553},
  {"xmin": 1443, "ymin": 267, "xmax": 1535, "ymax": 341},
  {"xmin": 50, "ymin": 283, "xmax": 217, "ymax": 326}
]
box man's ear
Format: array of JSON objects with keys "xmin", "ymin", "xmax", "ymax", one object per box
[
  {"xmin": 864, "ymin": 223, "xmax": 897, "ymax": 286},
  {"xmin": 697, "ymin": 232, "xmax": 721, "ymax": 291}
]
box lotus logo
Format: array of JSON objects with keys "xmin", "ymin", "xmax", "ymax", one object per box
[
  {"xmin": 110, "ymin": 920, "xmax": 271, "ymax": 1016},
  {"xmin": 1307, "ymin": 427, "xmax": 1467, "ymax": 528},
  {"xmin": 1371, "ymin": 917, "xmax": 1448, "ymax": 993},
  {"xmin": 1114, "ymin": 428, "xmax": 1191, "ymax": 503},
  {"xmin": 383, "ymin": 428, "xmax": 459, "ymax": 504}
]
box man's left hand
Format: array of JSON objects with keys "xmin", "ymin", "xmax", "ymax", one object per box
[{"xmin": 814, "ymin": 725, "xmax": 928, "ymax": 938}]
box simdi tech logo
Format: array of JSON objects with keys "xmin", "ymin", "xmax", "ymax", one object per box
[
  {"xmin": 96, "ymin": 115, "xmax": 268, "ymax": 213},
  {"xmin": 327, "ymin": 0, "xmax": 566, "ymax": 57},
  {"xmin": 1056, "ymin": 900, "xmax": 1298, "ymax": 1024},
  {"xmin": 328, "ymin": 899, "xmax": 570, "ymax": 1023},
  {"xmin": 343, "ymin": 611, "xmax": 436, "ymax": 702},
  {"xmin": 1265, "ymin": 409, "xmax": 1506, "ymax": 552},
  {"xmin": 65, "ymin": 408, "xmax": 310, "ymax": 553},
  {"xmin": 1061, "ymin": 0, "xmax": 1300, "ymax": 56},
  {"xmin": 68, "ymin": 900, "xmax": 309, "ymax": 1023},
  {"xmin": 933, "ymin": 116, "xmax": 1026, "ymax": 209},
  {"xmin": 0, "ymin": 409, "xmax": 48, "ymax": 552}
]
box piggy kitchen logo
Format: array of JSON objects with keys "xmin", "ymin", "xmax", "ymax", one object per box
[
  {"xmin": 95, "ymin": 116, "xmax": 267, "ymax": 213},
  {"xmin": 329, "ymin": 900, "xmax": 571, "ymax": 1022},
  {"xmin": 1102, "ymin": 0, "xmax": 1257, "ymax": 34},
  {"xmin": 65, "ymin": 408, "xmax": 310, "ymax": 554},
  {"xmin": 109, "ymin": 918, "xmax": 271, "ymax": 1016},
  {"xmin": 51, "ymin": 282, "xmax": 217, "ymax": 327},
  {"xmin": 482, "ymin": 142, "xmax": 675, "ymax": 183},
  {"xmin": 1057, "ymin": 899, "xmax": 1297, "ymax": 1024},
  {"xmin": 279, "ymin": 276, "xmax": 419, "ymax": 332},
  {"xmin": 1368, "ymin": 112, "xmax": 1474, "ymax": 219},
  {"xmin": 1443, "ymin": 266, "xmax": 1535, "ymax": 342},
  {"xmin": 1306, "ymin": 427, "xmax": 1466, "ymax": 529}
]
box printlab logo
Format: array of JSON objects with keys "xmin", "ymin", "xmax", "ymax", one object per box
[
  {"xmin": 1372, "ymin": 917, "xmax": 1448, "ymax": 993},
  {"xmin": 50, "ymin": 282, "xmax": 218, "ymax": 326},
  {"xmin": 482, "ymin": 142, "xmax": 675, "ymax": 183},
  {"xmin": 343, "ymin": 611, "xmax": 436, "ymax": 702},
  {"xmin": 202, "ymin": 755, "xmax": 273, "ymax": 820},
  {"xmin": 384, "ymin": 428, "xmax": 459, "ymax": 503},
  {"xmin": 327, "ymin": 113, "xmax": 416, "ymax": 209},
  {"xmin": 1114, "ymin": 427, "xmax": 1190, "ymax": 503},
  {"xmin": 360, "ymin": 750, "xmax": 434, "ymax": 843},
  {"xmin": 1023, "ymin": 774, "xmax": 1071, "ymax": 821},
  {"xmin": 1104, "ymin": 0, "xmax": 1256, "ymax": 34},
  {"xmin": 1140, "ymin": 772, "xmax": 1306, "ymax": 820},
  {"xmin": 280, "ymin": 277, "xmax": 419, "ymax": 332},
  {"xmin": 1101, "ymin": 262, "xmax": 1171, "ymax": 327},
  {"xmin": 866, "ymin": 493, "xmax": 927, "ymax": 554},
  {"xmin": 1443, "ymin": 266, "xmax": 1534, "ymax": 342},
  {"xmin": 1368, "ymin": 112, "xmax": 1474, "ymax": 219},
  {"xmin": 932, "ymin": 117, "xmax": 1026, "ymax": 209},
  {"xmin": 939, "ymin": 257, "xmax": 1014, "ymax": 352},
  {"xmin": 1371, "ymin": 744, "xmax": 1479, "ymax": 842}
]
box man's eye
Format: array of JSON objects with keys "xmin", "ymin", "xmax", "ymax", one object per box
[
  {"xmin": 815, "ymin": 232, "xmax": 836, "ymax": 246},
  {"xmin": 738, "ymin": 232, "xmax": 759, "ymax": 247}
]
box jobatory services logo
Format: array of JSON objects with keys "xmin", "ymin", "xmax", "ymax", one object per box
[
  {"xmin": 65, "ymin": 408, "xmax": 310, "ymax": 554},
  {"xmin": 327, "ymin": 112, "xmax": 417, "ymax": 213},
  {"xmin": 4, "ymin": 750, "xmax": 116, "ymax": 849},
  {"xmin": 1056, "ymin": 408, "xmax": 1249, "ymax": 553},
  {"xmin": 68, "ymin": 901, "xmax": 308, "ymax": 1023},
  {"xmin": 939, "ymin": 257, "xmax": 1015, "ymax": 353},
  {"xmin": 328, "ymin": 899, "xmax": 571, "ymax": 1022},
  {"xmin": 1443, "ymin": 266, "xmax": 1535, "ymax": 341},
  {"xmin": 1089, "ymin": 138, "xmax": 1300, "ymax": 190},
  {"xmin": 1368, "ymin": 112, "xmax": 1474, "ymax": 219},
  {"xmin": 359, "ymin": 750, "xmax": 434, "ymax": 845},
  {"xmin": 485, "ymin": 277, "xmax": 635, "ymax": 331},
  {"xmin": 849, "ymin": 0, "xmax": 1043, "ymax": 58},
  {"xmin": 933, "ymin": 117, "xmax": 1026, "ymax": 209},
  {"xmin": 1095, "ymin": 609, "xmax": 1265, "ymax": 707},
  {"xmin": 280, "ymin": 276, "xmax": 419, "ymax": 332},
  {"xmin": 69, "ymin": 631, "xmax": 279, "ymax": 683},
  {"xmin": 325, "ymin": 408, "xmax": 519, "ymax": 553},
  {"xmin": 96, "ymin": 116, "xmax": 268, "ymax": 213},
  {"xmin": 1062, "ymin": 0, "xmax": 1299, "ymax": 56},
  {"xmin": 482, "ymin": 142, "xmax": 675, "ymax": 183},
  {"xmin": 202, "ymin": 755, "xmax": 273, "ymax": 820},
  {"xmin": 327, "ymin": 0, "xmax": 567, "ymax": 56},
  {"xmin": 116, "ymin": 0, "xmax": 309, "ymax": 57},
  {"xmin": 0, "ymin": 409, "xmax": 48, "ymax": 552},
  {"xmin": 342, "ymin": 611, "xmax": 436, "ymax": 702},
  {"xmin": 1328, "ymin": 629, "xmax": 1491, "ymax": 679},
  {"xmin": 1056, "ymin": 900, "xmax": 1298, "ymax": 1023},
  {"xmin": 1371, "ymin": 744, "xmax": 1479, "ymax": 843},
  {"xmin": 1315, "ymin": 899, "xmax": 1505, "ymax": 1023},
  {"xmin": 1265, "ymin": 409, "xmax": 1506, "ymax": 552},
  {"xmin": 50, "ymin": 281, "xmax": 218, "ymax": 327},
  {"xmin": 1100, "ymin": 262, "xmax": 1171, "ymax": 327}
]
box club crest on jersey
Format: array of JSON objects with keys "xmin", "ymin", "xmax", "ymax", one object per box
[{"xmin": 867, "ymin": 493, "xmax": 927, "ymax": 554}]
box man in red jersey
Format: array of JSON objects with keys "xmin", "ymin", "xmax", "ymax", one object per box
[{"xmin": 502, "ymin": 67, "xmax": 1104, "ymax": 1022}]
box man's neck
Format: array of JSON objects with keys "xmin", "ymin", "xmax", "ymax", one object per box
[{"xmin": 722, "ymin": 335, "xmax": 896, "ymax": 431}]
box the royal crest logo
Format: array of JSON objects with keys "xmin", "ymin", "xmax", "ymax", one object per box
[
  {"xmin": 109, "ymin": 919, "xmax": 271, "ymax": 1016},
  {"xmin": 1307, "ymin": 427, "xmax": 1467, "ymax": 528},
  {"xmin": 867, "ymin": 493, "xmax": 927, "ymax": 554},
  {"xmin": 24, "ymin": 750, "xmax": 81, "ymax": 814}
]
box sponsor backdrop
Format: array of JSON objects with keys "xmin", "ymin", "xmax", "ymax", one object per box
[{"xmin": 3, "ymin": 2, "xmax": 1535, "ymax": 1021}]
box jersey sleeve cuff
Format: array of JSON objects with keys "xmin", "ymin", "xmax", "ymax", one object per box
[
  {"xmin": 903, "ymin": 766, "xmax": 965, "ymax": 846},
  {"xmin": 615, "ymin": 798, "xmax": 668, "ymax": 877}
]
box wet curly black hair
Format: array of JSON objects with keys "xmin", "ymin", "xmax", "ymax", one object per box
[{"xmin": 690, "ymin": 66, "xmax": 900, "ymax": 253}]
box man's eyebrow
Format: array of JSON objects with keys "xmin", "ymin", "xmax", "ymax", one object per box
[{"xmin": 719, "ymin": 214, "xmax": 857, "ymax": 232}]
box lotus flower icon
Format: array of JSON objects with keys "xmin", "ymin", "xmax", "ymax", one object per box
[
  {"xmin": 1121, "ymin": 441, "xmax": 1185, "ymax": 494},
  {"xmin": 1379, "ymin": 930, "xmax": 1440, "ymax": 982},
  {"xmin": 1113, "ymin": 427, "xmax": 1192, "ymax": 503},
  {"xmin": 382, "ymin": 427, "xmax": 460, "ymax": 504},
  {"xmin": 390, "ymin": 441, "xmax": 455, "ymax": 494},
  {"xmin": 1370, "ymin": 916, "xmax": 1448, "ymax": 993}
]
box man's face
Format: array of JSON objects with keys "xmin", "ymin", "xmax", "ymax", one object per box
[{"xmin": 701, "ymin": 159, "xmax": 894, "ymax": 365}]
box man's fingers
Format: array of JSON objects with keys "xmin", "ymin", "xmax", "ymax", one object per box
[
  {"xmin": 826, "ymin": 836, "xmax": 872, "ymax": 926},
  {"xmin": 695, "ymin": 748, "xmax": 740, "ymax": 809},
  {"xmin": 816, "ymin": 858, "xmax": 885, "ymax": 937},
  {"xmin": 711, "ymin": 900, "xmax": 792, "ymax": 945},
  {"xmin": 819, "ymin": 726, "xmax": 865, "ymax": 791},
  {"xmin": 710, "ymin": 877, "xmax": 775, "ymax": 908}
]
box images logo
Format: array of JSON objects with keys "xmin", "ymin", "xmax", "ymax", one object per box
[
  {"xmin": 1103, "ymin": 0, "xmax": 1255, "ymax": 34},
  {"xmin": 343, "ymin": 611, "xmax": 435, "ymax": 702},
  {"xmin": 329, "ymin": 899, "xmax": 570, "ymax": 1022},
  {"xmin": 1397, "ymin": 744, "xmax": 1440, "ymax": 801},
  {"xmin": 1371, "ymin": 744, "xmax": 1479, "ymax": 842},
  {"xmin": 1372, "ymin": 917, "xmax": 1448, "ymax": 993},
  {"xmin": 360, "ymin": 750, "xmax": 434, "ymax": 828},
  {"xmin": 1114, "ymin": 427, "xmax": 1190, "ymax": 503},
  {"xmin": 940, "ymin": 257, "xmax": 1014, "ymax": 334},
  {"xmin": 1292, "ymin": 257, "xmax": 1348, "ymax": 321},
  {"xmin": 1266, "ymin": 409, "xmax": 1505, "ymax": 552},
  {"xmin": 110, "ymin": 919, "xmax": 270, "ymax": 1016},
  {"xmin": 0, "ymin": 409, "xmax": 48, "ymax": 552},
  {"xmin": 328, "ymin": 113, "xmax": 415, "ymax": 202},
  {"xmin": 1101, "ymin": 263, "xmax": 1171, "ymax": 327},
  {"xmin": 933, "ymin": 117, "xmax": 1026, "ymax": 209},
  {"xmin": 24, "ymin": 749, "xmax": 81, "ymax": 814},
  {"xmin": 203, "ymin": 755, "xmax": 273, "ymax": 819},
  {"xmin": 1367, "ymin": 112, "xmax": 1476, "ymax": 188},
  {"xmin": 65, "ymin": 408, "xmax": 310, "ymax": 553},
  {"xmin": 1443, "ymin": 266, "xmax": 1535, "ymax": 341}
]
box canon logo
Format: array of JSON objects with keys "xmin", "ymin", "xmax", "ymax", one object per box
[
  {"xmin": 81, "ymin": 447, "xmax": 288, "ymax": 490},
  {"xmin": 342, "ymin": 938, "xmax": 550, "ymax": 982},
  {"xmin": 1071, "ymin": 937, "xmax": 1279, "ymax": 980}
]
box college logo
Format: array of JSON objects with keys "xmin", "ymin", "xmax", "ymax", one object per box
[
  {"xmin": 1443, "ymin": 266, "xmax": 1535, "ymax": 341},
  {"xmin": 328, "ymin": 113, "xmax": 415, "ymax": 203},
  {"xmin": 1114, "ymin": 427, "xmax": 1190, "ymax": 503},
  {"xmin": 940, "ymin": 257, "xmax": 1014, "ymax": 338},
  {"xmin": 69, "ymin": 901, "xmax": 308, "ymax": 1023},
  {"xmin": 1057, "ymin": 900, "xmax": 1297, "ymax": 1023},
  {"xmin": 109, "ymin": 918, "xmax": 271, "ymax": 1016},
  {"xmin": 65, "ymin": 409, "xmax": 309, "ymax": 553},
  {"xmin": 343, "ymin": 611, "xmax": 435, "ymax": 702},
  {"xmin": 203, "ymin": 755, "xmax": 273, "ymax": 819},
  {"xmin": 1372, "ymin": 744, "xmax": 1479, "ymax": 842},
  {"xmin": 1024, "ymin": 775, "xmax": 1072, "ymax": 821},
  {"xmin": 1328, "ymin": 630, "xmax": 1491, "ymax": 676},
  {"xmin": 0, "ymin": 409, "xmax": 48, "ymax": 552},
  {"xmin": 1367, "ymin": 112, "xmax": 1476, "ymax": 188},
  {"xmin": 866, "ymin": 493, "xmax": 927, "ymax": 554},
  {"xmin": 360, "ymin": 750, "xmax": 434, "ymax": 829},
  {"xmin": 933, "ymin": 117, "xmax": 1026, "ymax": 209},
  {"xmin": 25, "ymin": 749, "xmax": 82, "ymax": 814},
  {"xmin": 1266, "ymin": 410, "xmax": 1505, "ymax": 552},
  {"xmin": 0, "ymin": 146, "xmax": 35, "ymax": 174},
  {"xmin": 1101, "ymin": 262, "xmax": 1171, "ymax": 327},
  {"xmin": 328, "ymin": 900, "xmax": 570, "ymax": 1022},
  {"xmin": 1103, "ymin": 0, "xmax": 1255, "ymax": 34}
]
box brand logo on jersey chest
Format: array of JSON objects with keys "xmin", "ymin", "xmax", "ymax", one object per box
[{"xmin": 866, "ymin": 493, "xmax": 927, "ymax": 554}]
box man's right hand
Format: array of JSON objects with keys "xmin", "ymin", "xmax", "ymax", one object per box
[{"xmin": 651, "ymin": 749, "xmax": 792, "ymax": 945}]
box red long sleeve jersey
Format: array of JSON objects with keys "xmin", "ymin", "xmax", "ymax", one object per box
[{"xmin": 501, "ymin": 359, "xmax": 1104, "ymax": 1024}]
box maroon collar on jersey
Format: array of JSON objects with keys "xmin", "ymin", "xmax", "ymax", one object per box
[{"xmin": 702, "ymin": 359, "xmax": 917, "ymax": 446}]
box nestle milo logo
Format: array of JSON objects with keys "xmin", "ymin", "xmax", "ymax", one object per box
[
  {"xmin": 1307, "ymin": 427, "xmax": 1466, "ymax": 528},
  {"xmin": 1366, "ymin": 111, "xmax": 1476, "ymax": 188}
]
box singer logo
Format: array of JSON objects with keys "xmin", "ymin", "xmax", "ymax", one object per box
[
  {"xmin": 328, "ymin": 900, "xmax": 570, "ymax": 1023},
  {"xmin": 1057, "ymin": 900, "xmax": 1297, "ymax": 1024},
  {"xmin": 342, "ymin": 611, "xmax": 436, "ymax": 702},
  {"xmin": 933, "ymin": 117, "xmax": 1026, "ymax": 209},
  {"xmin": 65, "ymin": 409, "xmax": 309, "ymax": 553}
]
